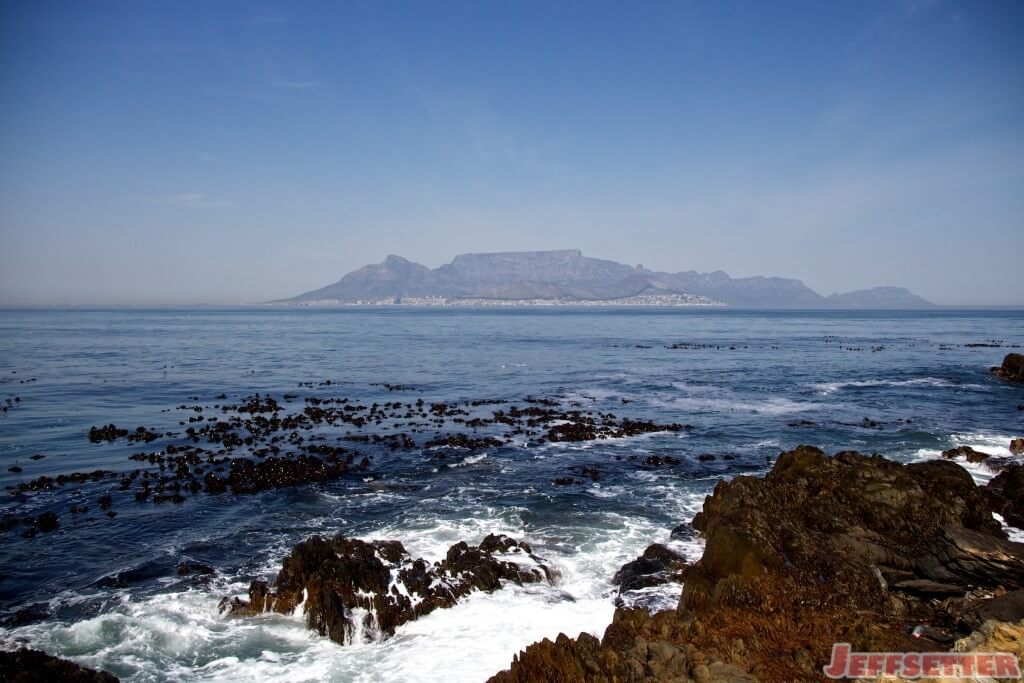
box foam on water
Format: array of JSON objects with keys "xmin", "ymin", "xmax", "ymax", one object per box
[
  {"xmin": 912, "ymin": 432, "xmax": 1021, "ymax": 485},
  {"xmin": 657, "ymin": 395, "xmax": 821, "ymax": 416},
  {"xmin": 811, "ymin": 377, "xmax": 962, "ymax": 395},
  {"xmin": 2, "ymin": 482, "xmax": 710, "ymax": 683}
]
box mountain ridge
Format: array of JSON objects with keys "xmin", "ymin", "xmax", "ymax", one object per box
[{"xmin": 280, "ymin": 250, "xmax": 934, "ymax": 308}]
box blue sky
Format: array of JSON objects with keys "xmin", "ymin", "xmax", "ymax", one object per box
[{"xmin": 1, "ymin": 0, "xmax": 1022, "ymax": 305}]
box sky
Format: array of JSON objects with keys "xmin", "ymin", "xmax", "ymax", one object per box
[{"xmin": 1, "ymin": 0, "xmax": 1022, "ymax": 306}]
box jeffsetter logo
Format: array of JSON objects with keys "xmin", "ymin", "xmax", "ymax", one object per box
[{"xmin": 823, "ymin": 643, "xmax": 1022, "ymax": 679}]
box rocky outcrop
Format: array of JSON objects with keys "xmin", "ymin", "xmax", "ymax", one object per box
[
  {"xmin": 992, "ymin": 353, "xmax": 1024, "ymax": 382},
  {"xmin": 489, "ymin": 446, "xmax": 1024, "ymax": 682},
  {"xmin": 489, "ymin": 612, "xmax": 755, "ymax": 683},
  {"xmin": 224, "ymin": 533, "xmax": 552, "ymax": 645},
  {"xmin": 0, "ymin": 648, "xmax": 119, "ymax": 682},
  {"xmin": 1011, "ymin": 438, "xmax": 1024, "ymax": 455},
  {"xmin": 941, "ymin": 445, "xmax": 990, "ymax": 463},
  {"xmin": 613, "ymin": 544, "xmax": 687, "ymax": 598},
  {"xmin": 982, "ymin": 464, "xmax": 1024, "ymax": 530}
]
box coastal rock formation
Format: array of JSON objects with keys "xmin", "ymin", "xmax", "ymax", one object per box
[
  {"xmin": 992, "ymin": 353, "xmax": 1024, "ymax": 382},
  {"xmin": 982, "ymin": 464, "xmax": 1024, "ymax": 530},
  {"xmin": 224, "ymin": 533, "xmax": 552, "ymax": 645},
  {"xmin": 941, "ymin": 445, "xmax": 990, "ymax": 463},
  {"xmin": 1011, "ymin": 438, "xmax": 1024, "ymax": 455},
  {"xmin": 613, "ymin": 543, "xmax": 687, "ymax": 595},
  {"xmin": 0, "ymin": 648, "xmax": 119, "ymax": 682},
  {"xmin": 489, "ymin": 446, "xmax": 1024, "ymax": 682}
]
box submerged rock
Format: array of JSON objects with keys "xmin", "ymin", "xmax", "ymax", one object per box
[
  {"xmin": 489, "ymin": 446, "xmax": 1024, "ymax": 682},
  {"xmin": 224, "ymin": 533, "xmax": 553, "ymax": 645},
  {"xmin": 0, "ymin": 648, "xmax": 119, "ymax": 682}
]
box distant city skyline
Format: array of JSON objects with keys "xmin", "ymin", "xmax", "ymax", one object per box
[{"xmin": 1, "ymin": 1, "xmax": 1022, "ymax": 306}]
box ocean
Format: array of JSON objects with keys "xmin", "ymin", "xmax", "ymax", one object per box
[{"xmin": 0, "ymin": 307, "xmax": 1022, "ymax": 682}]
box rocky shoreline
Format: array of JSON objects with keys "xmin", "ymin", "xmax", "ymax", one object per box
[
  {"xmin": 4, "ymin": 444, "xmax": 1023, "ymax": 682},
  {"xmin": 488, "ymin": 446, "xmax": 1024, "ymax": 682},
  {"xmin": 211, "ymin": 441, "xmax": 1024, "ymax": 681}
]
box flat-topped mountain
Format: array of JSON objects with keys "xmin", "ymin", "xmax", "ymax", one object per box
[{"xmin": 280, "ymin": 250, "xmax": 933, "ymax": 308}]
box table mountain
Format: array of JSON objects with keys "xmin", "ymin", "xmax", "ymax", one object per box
[{"xmin": 280, "ymin": 250, "xmax": 933, "ymax": 308}]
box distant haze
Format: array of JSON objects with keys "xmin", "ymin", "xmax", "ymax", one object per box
[{"xmin": 1, "ymin": 2, "xmax": 1022, "ymax": 306}]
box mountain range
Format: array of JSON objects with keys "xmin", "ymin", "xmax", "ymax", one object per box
[{"xmin": 279, "ymin": 250, "xmax": 933, "ymax": 308}]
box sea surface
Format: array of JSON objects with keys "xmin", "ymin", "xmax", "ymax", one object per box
[{"xmin": 0, "ymin": 308, "xmax": 1022, "ymax": 682}]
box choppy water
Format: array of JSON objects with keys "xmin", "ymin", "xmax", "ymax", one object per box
[{"xmin": 0, "ymin": 308, "xmax": 1022, "ymax": 682}]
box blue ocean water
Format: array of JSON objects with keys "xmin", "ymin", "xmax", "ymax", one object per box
[{"xmin": 0, "ymin": 308, "xmax": 1022, "ymax": 682}]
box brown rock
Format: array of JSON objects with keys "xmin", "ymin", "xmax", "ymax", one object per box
[
  {"xmin": 613, "ymin": 543, "xmax": 687, "ymax": 594},
  {"xmin": 992, "ymin": 353, "xmax": 1024, "ymax": 382},
  {"xmin": 489, "ymin": 446, "xmax": 1024, "ymax": 683},
  {"xmin": 941, "ymin": 445, "xmax": 990, "ymax": 463},
  {"xmin": 982, "ymin": 464, "xmax": 1024, "ymax": 530}
]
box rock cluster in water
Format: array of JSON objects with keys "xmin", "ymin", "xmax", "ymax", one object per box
[
  {"xmin": 489, "ymin": 446, "xmax": 1024, "ymax": 682},
  {"xmin": 4, "ymin": 390, "xmax": 687, "ymax": 539},
  {"xmin": 223, "ymin": 533, "xmax": 553, "ymax": 645}
]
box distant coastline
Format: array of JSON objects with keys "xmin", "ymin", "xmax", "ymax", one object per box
[
  {"xmin": 277, "ymin": 292, "xmax": 725, "ymax": 308},
  {"xmin": 278, "ymin": 249, "xmax": 936, "ymax": 310}
]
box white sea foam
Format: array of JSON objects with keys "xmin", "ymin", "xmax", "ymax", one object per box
[
  {"xmin": 993, "ymin": 514, "xmax": 1024, "ymax": 544},
  {"xmin": 811, "ymin": 377, "xmax": 976, "ymax": 395},
  {"xmin": 655, "ymin": 395, "xmax": 821, "ymax": 416},
  {"xmin": 912, "ymin": 432, "xmax": 1021, "ymax": 485},
  {"xmin": 2, "ymin": 492, "xmax": 710, "ymax": 683}
]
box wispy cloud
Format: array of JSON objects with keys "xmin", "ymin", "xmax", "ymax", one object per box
[{"xmin": 140, "ymin": 193, "xmax": 232, "ymax": 208}]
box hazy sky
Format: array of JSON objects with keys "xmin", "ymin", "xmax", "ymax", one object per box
[{"xmin": 1, "ymin": 1, "xmax": 1022, "ymax": 306}]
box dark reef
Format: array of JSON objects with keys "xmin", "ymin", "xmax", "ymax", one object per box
[
  {"xmin": 223, "ymin": 533, "xmax": 553, "ymax": 645},
  {"xmin": 0, "ymin": 648, "xmax": 119, "ymax": 682}
]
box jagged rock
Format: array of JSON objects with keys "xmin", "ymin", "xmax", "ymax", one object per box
[
  {"xmin": 613, "ymin": 543, "xmax": 687, "ymax": 593},
  {"xmin": 941, "ymin": 445, "xmax": 990, "ymax": 463},
  {"xmin": 949, "ymin": 589, "xmax": 1024, "ymax": 632},
  {"xmin": 914, "ymin": 527, "xmax": 1024, "ymax": 591},
  {"xmin": 489, "ymin": 446, "xmax": 1024, "ymax": 682},
  {"xmin": 982, "ymin": 464, "xmax": 1024, "ymax": 530},
  {"xmin": 0, "ymin": 648, "xmax": 119, "ymax": 682},
  {"xmin": 176, "ymin": 561, "xmax": 214, "ymax": 576},
  {"xmin": 224, "ymin": 533, "xmax": 552, "ymax": 645},
  {"xmin": 992, "ymin": 353, "xmax": 1024, "ymax": 382},
  {"xmin": 1010, "ymin": 438, "xmax": 1024, "ymax": 455},
  {"xmin": 488, "ymin": 609, "xmax": 754, "ymax": 683}
]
